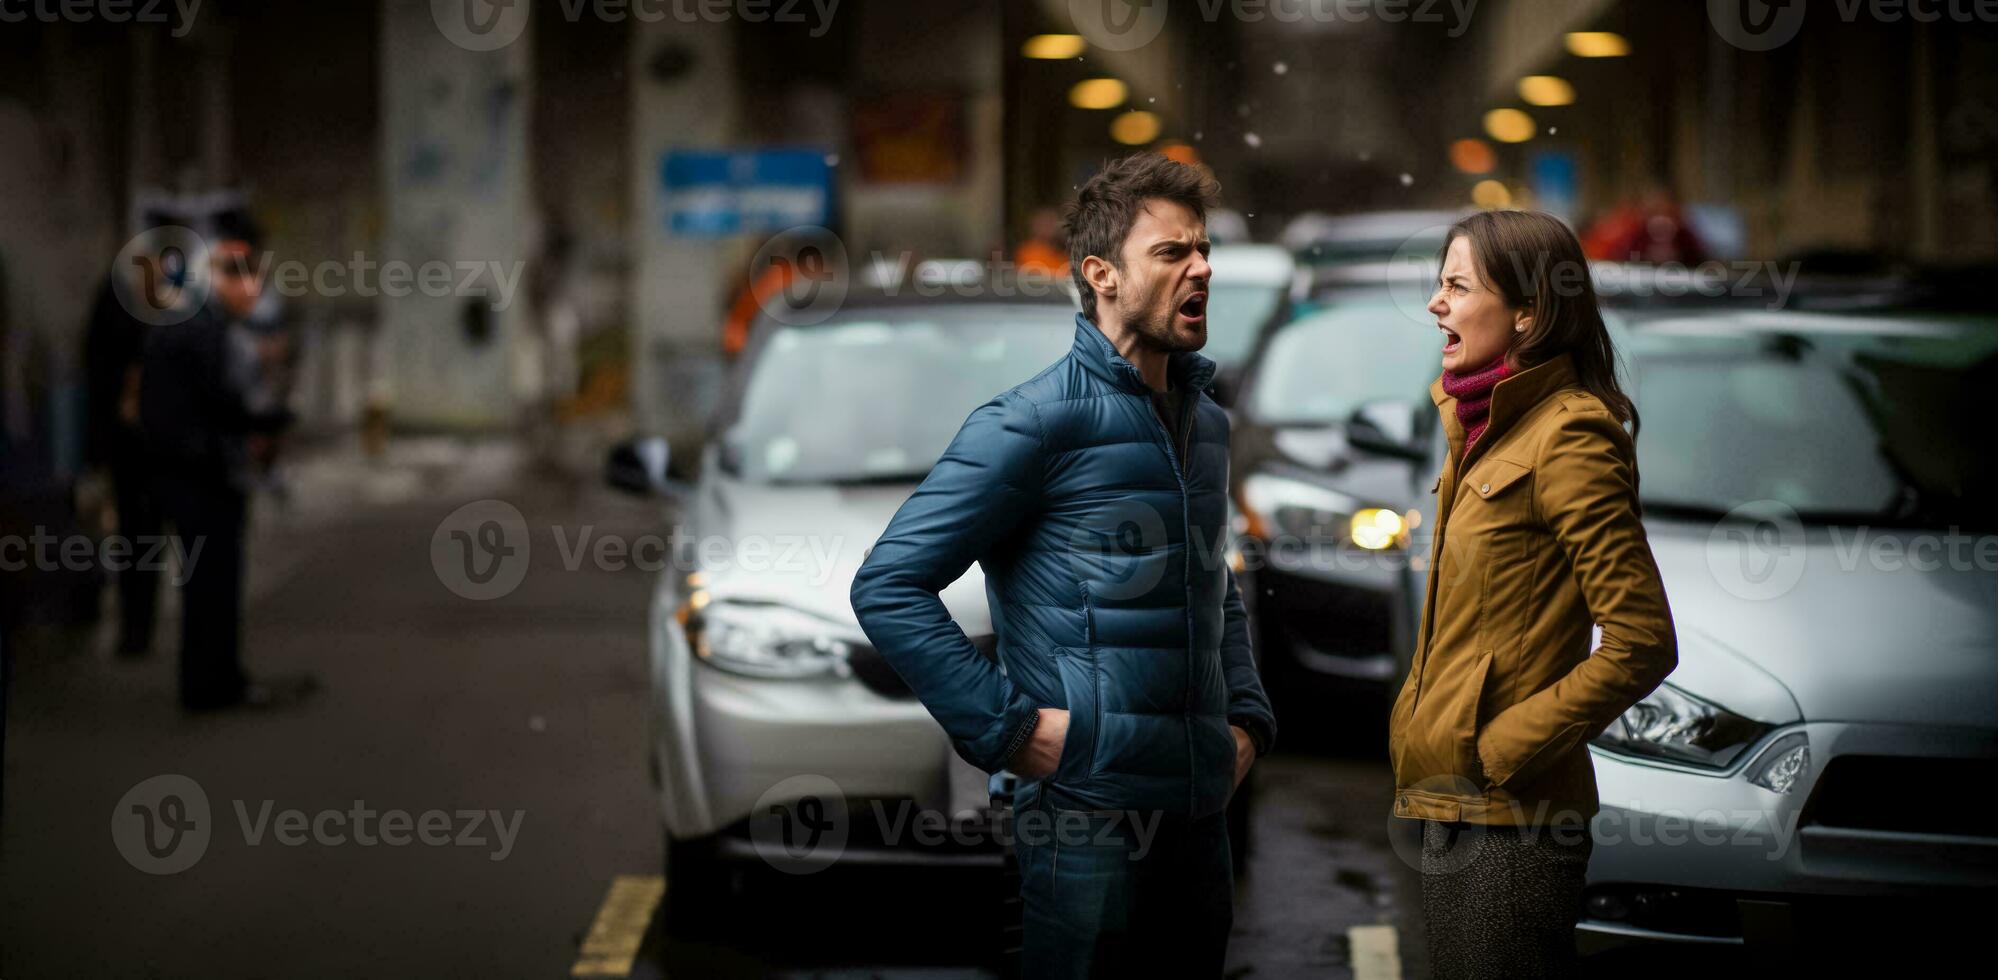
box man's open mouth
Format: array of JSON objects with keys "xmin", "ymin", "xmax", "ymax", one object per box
[{"xmin": 1178, "ymin": 292, "xmax": 1207, "ymax": 321}]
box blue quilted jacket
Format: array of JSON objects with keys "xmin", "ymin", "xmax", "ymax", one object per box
[{"xmin": 851, "ymin": 313, "xmax": 1276, "ymax": 818}]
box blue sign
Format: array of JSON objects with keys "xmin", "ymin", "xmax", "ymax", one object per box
[
  {"xmin": 1530, "ymin": 150, "xmax": 1579, "ymax": 222},
  {"xmin": 661, "ymin": 148, "xmax": 833, "ymax": 237}
]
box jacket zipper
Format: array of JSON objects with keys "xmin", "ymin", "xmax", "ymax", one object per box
[{"xmin": 1145, "ymin": 386, "xmax": 1199, "ymax": 813}]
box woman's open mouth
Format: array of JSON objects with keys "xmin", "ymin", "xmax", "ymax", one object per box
[
  {"xmin": 1440, "ymin": 325, "xmax": 1461, "ymax": 353},
  {"xmin": 1178, "ymin": 292, "xmax": 1207, "ymax": 322}
]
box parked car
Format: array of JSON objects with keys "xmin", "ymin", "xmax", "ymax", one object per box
[
  {"xmin": 1228, "ymin": 285, "xmax": 1446, "ymax": 706},
  {"xmin": 1573, "ymin": 308, "xmax": 1998, "ymax": 951},
  {"xmin": 608, "ymin": 290, "xmax": 1078, "ymax": 911},
  {"xmin": 1283, "ymin": 209, "xmax": 1464, "ymax": 294},
  {"xmin": 1201, "ymin": 243, "xmax": 1298, "ymax": 405}
]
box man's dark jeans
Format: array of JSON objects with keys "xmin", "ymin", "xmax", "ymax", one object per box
[{"xmin": 1012, "ymin": 781, "xmax": 1234, "ymax": 978}]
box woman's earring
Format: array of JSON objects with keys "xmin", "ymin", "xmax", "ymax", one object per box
[{"xmin": 1515, "ymin": 323, "xmax": 1527, "ymax": 332}]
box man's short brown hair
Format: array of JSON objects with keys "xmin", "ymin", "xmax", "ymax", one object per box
[{"xmin": 1063, "ymin": 153, "xmax": 1220, "ymax": 322}]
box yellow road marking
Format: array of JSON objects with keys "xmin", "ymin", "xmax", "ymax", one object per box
[
  {"xmin": 571, "ymin": 874, "xmax": 666, "ymax": 977},
  {"xmin": 1348, "ymin": 923, "xmax": 1402, "ymax": 980}
]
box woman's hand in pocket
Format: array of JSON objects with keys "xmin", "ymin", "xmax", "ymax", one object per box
[{"xmin": 1007, "ymin": 708, "xmax": 1070, "ymax": 779}]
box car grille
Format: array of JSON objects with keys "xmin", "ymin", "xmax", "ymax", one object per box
[
  {"xmin": 1803, "ymin": 755, "xmax": 1998, "ymax": 838},
  {"xmin": 848, "ymin": 633, "xmax": 997, "ymax": 701}
]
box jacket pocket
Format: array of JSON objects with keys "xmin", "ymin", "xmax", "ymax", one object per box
[
  {"xmin": 1400, "ymin": 649, "xmax": 1495, "ymax": 799},
  {"xmin": 1050, "ymin": 651, "xmax": 1098, "ymax": 785},
  {"xmin": 1461, "ymin": 457, "xmax": 1532, "ymax": 503},
  {"xmin": 1052, "ymin": 585, "xmax": 1101, "ymax": 786}
]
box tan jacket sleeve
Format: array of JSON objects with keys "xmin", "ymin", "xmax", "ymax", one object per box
[{"xmin": 1476, "ymin": 403, "xmax": 1677, "ymax": 789}]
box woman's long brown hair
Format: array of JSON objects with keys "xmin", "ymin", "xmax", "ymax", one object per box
[{"xmin": 1442, "ymin": 210, "xmax": 1639, "ymax": 436}]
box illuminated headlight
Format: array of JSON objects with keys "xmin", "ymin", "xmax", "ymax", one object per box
[
  {"xmin": 683, "ymin": 597, "xmax": 854, "ymax": 679},
  {"xmin": 1592, "ymin": 683, "xmax": 1770, "ymax": 770},
  {"xmin": 1349, "ymin": 508, "xmax": 1407, "ymax": 550},
  {"xmin": 1745, "ymin": 732, "xmax": 1810, "ymax": 794},
  {"xmin": 1238, "ymin": 473, "xmax": 1410, "ymax": 550}
]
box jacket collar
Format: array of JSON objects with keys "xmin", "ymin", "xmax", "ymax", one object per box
[
  {"xmin": 1429, "ymin": 351, "xmax": 1578, "ymax": 453},
  {"xmin": 1072, "ymin": 313, "xmax": 1217, "ymax": 395}
]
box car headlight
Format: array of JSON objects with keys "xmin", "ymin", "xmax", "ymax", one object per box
[
  {"xmin": 682, "ymin": 596, "xmax": 854, "ymax": 679},
  {"xmin": 1238, "ymin": 472, "xmax": 1411, "ymax": 551},
  {"xmin": 1592, "ymin": 683, "xmax": 1770, "ymax": 770}
]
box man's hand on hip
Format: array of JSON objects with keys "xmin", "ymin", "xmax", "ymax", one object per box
[
  {"xmin": 1007, "ymin": 707, "xmax": 1069, "ymax": 779},
  {"xmin": 1231, "ymin": 724, "xmax": 1256, "ymax": 791}
]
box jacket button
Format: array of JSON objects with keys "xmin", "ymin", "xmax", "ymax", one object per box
[
  {"xmin": 1397, "ymin": 795, "xmax": 1408, "ymax": 808},
  {"xmin": 1480, "ymin": 483, "xmax": 1491, "ymax": 494}
]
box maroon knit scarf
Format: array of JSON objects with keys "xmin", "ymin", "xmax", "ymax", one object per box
[{"xmin": 1440, "ymin": 355, "xmax": 1513, "ymax": 455}]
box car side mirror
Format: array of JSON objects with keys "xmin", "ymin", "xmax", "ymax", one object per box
[
  {"xmin": 1346, "ymin": 399, "xmax": 1427, "ymax": 461},
  {"xmin": 605, "ymin": 436, "xmax": 676, "ymax": 497}
]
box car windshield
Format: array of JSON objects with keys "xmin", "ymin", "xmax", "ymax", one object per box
[
  {"xmin": 1202, "ymin": 282, "xmax": 1285, "ymax": 370},
  {"xmin": 1629, "ymin": 313, "xmax": 1998, "ymax": 529},
  {"xmin": 734, "ymin": 307, "xmax": 1074, "ymax": 484},
  {"xmin": 1245, "ymin": 296, "xmax": 1440, "ymax": 425}
]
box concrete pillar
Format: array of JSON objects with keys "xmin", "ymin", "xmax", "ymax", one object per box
[
  {"xmin": 628, "ymin": 15, "xmax": 739, "ymax": 449},
  {"xmin": 378, "ymin": 0, "xmax": 534, "ymax": 428}
]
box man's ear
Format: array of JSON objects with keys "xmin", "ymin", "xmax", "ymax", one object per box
[{"xmin": 1080, "ymin": 254, "xmax": 1118, "ymax": 309}]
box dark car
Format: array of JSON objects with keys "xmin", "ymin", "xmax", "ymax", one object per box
[{"xmin": 1228, "ymin": 283, "xmax": 1445, "ymax": 713}]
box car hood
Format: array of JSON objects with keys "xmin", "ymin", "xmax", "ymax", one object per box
[
  {"xmin": 692, "ymin": 478, "xmax": 992, "ymax": 635},
  {"xmin": 1647, "ymin": 523, "xmax": 1998, "ymax": 730}
]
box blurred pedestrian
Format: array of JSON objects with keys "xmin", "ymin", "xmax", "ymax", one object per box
[
  {"xmin": 852, "ymin": 153, "xmax": 1275, "ymax": 978},
  {"xmin": 1390, "ymin": 210, "xmax": 1676, "ymax": 979},
  {"xmin": 1011, "ymin": 206, "xmax": 1067, "ymax": 276},
  {"xmin": 1580, "ymin": 187, "xmax": 1708, "ymax": 264},
  {"xmin": 138, "ymin": 212, "xmax": 313, "ymax": 712},
  {"xmin": 83, "ymin": 208, "xmax": 183, "ymax": 657}
]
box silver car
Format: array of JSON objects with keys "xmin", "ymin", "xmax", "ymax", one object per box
[
  {"xmin": 1573, "ymin": 309, "xmax": 1998, "ymax": 952},
  {"xmin": 608, "ymin": 292, "xmax": 1078, "ymax": 900}
]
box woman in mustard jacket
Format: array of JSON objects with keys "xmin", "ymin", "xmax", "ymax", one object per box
[{"xmin": 1388, "ymin": 210, "xmax": 1677, "ymax": 978}]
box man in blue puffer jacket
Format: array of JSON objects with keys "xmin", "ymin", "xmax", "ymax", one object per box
[{"xmin": 851, "ymin": 153, "xmax": 1276, "ymax": 977}]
